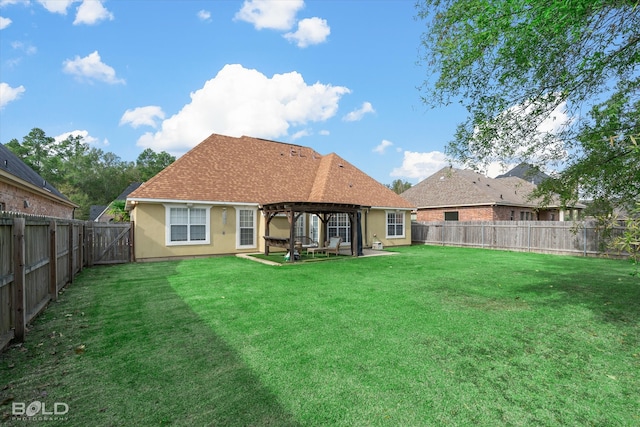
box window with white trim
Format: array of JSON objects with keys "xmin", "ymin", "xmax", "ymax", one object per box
[
  {"xmin": 295, "ymin": 214, "xmax": 305, "ymax": 238},
  {"xmin": 386, "ymin": 211, "xmax": 405, "ymax": 238},
  {"xmin": 237, "ymin": 208, "xmax": 256, "ymax": 248},
  {"xmin": 165, "ymin": 205, "xmax": 211, "ymax": 245},
  {"xmin": 328, "ymin": 213, "xmax": 350, "ymax": 243}
]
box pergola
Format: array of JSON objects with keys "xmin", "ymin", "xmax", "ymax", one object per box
[{"xmin": 260, "ymin": 201, "xmax": 364, "ymax": 262}]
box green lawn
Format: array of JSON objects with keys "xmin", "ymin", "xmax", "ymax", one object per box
[{"xmin": 1, "ymin": 245, "xmax": 639, "ymax": 426}]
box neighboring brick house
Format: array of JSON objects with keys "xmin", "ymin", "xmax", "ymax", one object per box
[
  {"xmin": 401, "ymin": 167, "xmax": 582, "ymax": 222},
  {"xmin": 126, "ymin": 134, "xmax": 414, "ymax": 261},
  {"xmin": 0, "ymin": 144, "xmax": 77, "ymax": 218}
]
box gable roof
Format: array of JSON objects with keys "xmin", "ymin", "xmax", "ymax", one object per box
[
  {"xmin": 0, "ymin": 143, "xmax": 76, "ymax": 207},
  {"xmin": 116, "ymin": 182, "xmax": 142, "ymax": 200},
  {"xmin": 495, "ymin": 163, "xmax": 551, "ymax": 185},
  {"xmin": 401, "ymin": 167, "xmax": 560, "ymax": 209},
  {"xmin": 127, "ymin": 134, "xmax": 413, "ymax": 209}
]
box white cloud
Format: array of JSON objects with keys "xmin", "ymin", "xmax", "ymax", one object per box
[
  {"xmin": 373, "ymin": 139, "xmax": 393, "ymax": 155},
  {"xmin": 136, "ymin": 64, "xmax": 350, "ymax": 154},
  {"xmin": 74, "ymin": 0, "xmax": 113, "ymax": 25},
  {"xmin": 11, "ymin": 41, "xmax": 37, "ymax": 55},
  {"xmin": 197, "ymin": 10, "xmax": 211, "ymax": 22},
  {"xmin": 234, "ymin": 0, "xmax": 303, "ymax": 30},
  {"xmin": 62, "ymin": 51, "xmax": 125, "ymax": 84},
  {"xmin": 120, "ymin": 106, "xmax": 165, "ymax": 129},
  {"xmin": 291, "ymin": 129, "xmax": 311, "ymax": 140},
  {"xmin": 0, "ymin": 16, "xmax": 12, "ymax": 29},
  {"xmin": 0, "ymin": 1, "xmax": 28, "ymax": 6},
  {"xmin": 283, "ymin": 17, "xmax": 329, "ymax": 48},
  {"xmin": 37, "ymin": 0, "xmax": 76, "ymax": 14},
  {"xmin": 319, "ymin": 129, "xmax": 330, "ymax": 136},
  {"xmin": 390, "ymin": 151, "xmax": 455, "ymax": 182},
  {"xmin": 54, "ymin": 129, "xmax": 106, "ymax": 146},
  {"xmin": 343, "ymin": 101, "xmax": 375, "ymax": 122},
  {"xmin": 0, "ymin": 82, "xmax": 25, "ymax": 108}
]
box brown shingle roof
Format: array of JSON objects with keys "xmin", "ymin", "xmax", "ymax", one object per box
[
  {"xmin": 128, "ymin": 134, "xmax": 413, "ymax": 209},
  {"xmin": 401, "ymin": 167, "xmax": 560, "ymax": 209}
]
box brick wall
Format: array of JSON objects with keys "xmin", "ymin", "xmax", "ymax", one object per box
[
  {"xmin": 416, "ymin": 205, "xmax": 561, "ymax": 222},
  {"xmin": 0, "ymin": 182, "xmax": 74, "ymax": 219}
]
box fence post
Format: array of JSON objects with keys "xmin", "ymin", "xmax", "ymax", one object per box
[
  {"xmin": 68, "ymin": 223, "xmax": 74, "ymax": 284},
  {"xmin": 584, "ymin": 223, "xmax": 587, "ymax": 257},
  {"xmin": 86, "ymin": 222, "xmax": 94, "ymax": 267},
  {"xmin": 78, "ymin": 224, "xmax": 84, "ymax": 272},
  {"xmin": 49, "ymin": 220, "xmax": 58, "ymax": 301},
  {"xmin": 12, "ymin": 218, "xmax": 26, "ymax": 343},
  {"xmin": 129, "ymin": 221, "xmax": 135, "ymax": 262}
]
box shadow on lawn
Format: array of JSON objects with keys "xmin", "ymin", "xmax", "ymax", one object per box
[
  {"xmin": 517, "ymin": 258, "xmax": 640, "ymax": 326},
  {"xmin": 0, "ymin": 261, "xmax": 301, "ymax": 427}
]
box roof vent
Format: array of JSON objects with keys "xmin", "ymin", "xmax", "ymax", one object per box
[{"xmin": 339, "ymin": 164, "xmax": 344, "ymax": 168}]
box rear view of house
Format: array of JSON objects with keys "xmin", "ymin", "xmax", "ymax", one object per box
[{"xmin": 126, "ymin": 134, "xmax": 414, "ymax": 261}]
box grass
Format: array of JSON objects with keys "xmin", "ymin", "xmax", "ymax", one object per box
[{"xmin": 1, "ymin": 245, "xmax": 639, "ymax": 426}]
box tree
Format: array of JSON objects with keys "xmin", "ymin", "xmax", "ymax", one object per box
[
  {"xmin": 386, "ymin": 179, "xmax": 413, "ymax": 194},
  {"xmin": 136, "ymin": 148, "xmax": 175, "ymax": 181},
  {"xmin": 4, "ymin": 128, "xmax": 170, "ymax": 219},
  {"xmin": 416, "ymin": 0, "xmax": 640, "ymax": 210}
]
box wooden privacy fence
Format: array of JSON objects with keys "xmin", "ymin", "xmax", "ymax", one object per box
[
  {"xmin": 411, "ymin": 220, "xmax": 626, "ymax": 257},
  {"xmin": 0, "ymin": 213, "xmax": 133, "ymax": 350}
]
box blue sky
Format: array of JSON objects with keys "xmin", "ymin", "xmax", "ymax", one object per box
[{"xmin": 0, "ymin": 0, "xmax": 472, "ymax": 185}]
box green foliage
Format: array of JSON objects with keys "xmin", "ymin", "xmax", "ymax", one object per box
[
  {"xmin": 385, "ymin": 179, "xmax": 412, "ymax": 194},
  {"xmin": 417, "ymin": 0, "xmax": 640, "ymax": 209},
  {"xmin": 136, "ymin": 148, "xmax": 175, "ymax": 181},
  {"xmin": 609, "ymin": 203, "xmax": 640, "ymax": 275},
  {"xmin": 4, "ymin": 128, "xmax": 175, "ymax": 219},
  {"xmin": 106, "ymin": 200, "xmax": 130, "ymax": 222}
]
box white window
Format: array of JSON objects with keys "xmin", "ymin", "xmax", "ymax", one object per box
[
  {"xmin": 237, "ymin": 208, "xmax": 257, "ymax": 248},
  {"xmin": 328, "ymin": 213, "xmax": 350, "ymax": 243},
  {"xmin": 310, "ymin": 215, "xmax": 319, "ymax": 244},
  {"xmin": 165, "ymin": 205, "xmax": 211, "ymax": 246},
  {"xmin": 386, "ymin": 211, "xmax": 405, "ymax": 238},
  {"xmin": 295, "ymin": 214, "xmax": 306, "ymax": 238}
]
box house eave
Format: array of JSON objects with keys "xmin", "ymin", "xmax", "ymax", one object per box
[
  {"xmin": 0, "ymin": 170, "xmax": 78, "ymax": 209},
  {"xmin": 126, "ymin": 197, "xmax": 259, "ymax": 210}
]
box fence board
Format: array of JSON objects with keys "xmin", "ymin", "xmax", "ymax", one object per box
[
  {"xmin": 1, "ymin": 213, "xmax": 134, "ymax": 351},
  {"xmin": 412, "ymin": 220, "xmax": 625, "ymax": 257}
]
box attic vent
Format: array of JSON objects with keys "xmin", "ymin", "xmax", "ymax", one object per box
[
  {"xmin": 472, "ymin": 181, "xmax": 476, "ymax": 184},
  {"xmin": 440, "ymin": 176, "xmax": 444, "ymax": 180},
  {"xmin": 3, "ymin": 160, "xmax": 7, "ymax": 167},
  {"xmin": 486, "ymin": 183, "xmax": 490, "ymax": 187},
  {"xmin": 290, "ymin": 149, "xmax": 297, "ymax": 156},
  {"xmin": 338, "ymin": 164, "xmax": 344, "ymax": 168}
]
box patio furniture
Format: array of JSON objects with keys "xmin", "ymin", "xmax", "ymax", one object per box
[
  {"xmin": 307, "ymin": 236, "xmax": 342, "ymax": 257},
  {"xmin": 295, "ymin": 235, "xmax": 319, "ymax": 254}
]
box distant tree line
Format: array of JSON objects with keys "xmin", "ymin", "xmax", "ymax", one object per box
[
  {"xmin": 4, "ymin": 128, "xmax": 175, "ymax": 220},
  {"xmin": 385, "ymin": 179, "xmax": 412, "ymax": 194}
]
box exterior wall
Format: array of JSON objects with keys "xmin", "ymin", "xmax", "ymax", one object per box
[
  {"xmin": 366, "ymin": 209, "xmax": 412, "ymax": 248},
  {"xmin": 0, "ymin": 181, "xmax": 74, "ymax": 219},
  {"xmin": 132, "ymin": 204, "xmax": 412, "ymax": 261},
  {"xmin": 132, "ymin": 203, "xmax": 262, "ymax": 261},
  {"xmin": 416, "ymin": 205, "xmax": 560, "ymax": 222}
]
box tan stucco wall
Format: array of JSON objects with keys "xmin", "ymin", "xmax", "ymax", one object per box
[
  {"xmin": 131, "ymin": 203, "xmax": 411, "ymax": 261},
  {"xmin": 132, "ymin": 203, "xmax": 263, "ymax": 261},
  {"xmin": 365, "ymin": 209, "xmax": 412, "ymax": 248}
]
